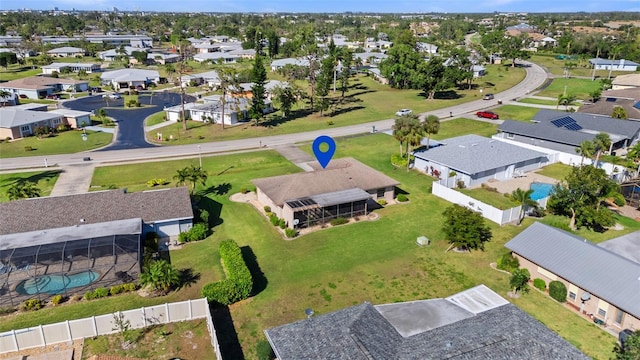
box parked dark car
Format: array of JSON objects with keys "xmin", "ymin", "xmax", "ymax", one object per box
[
  {"xmin": 46, "ymin": 94, "xmax": 59, "ymax": 100},
  {"xmin": 476, "ymin": 111, "xmax": 499, "ymax": 119},
  {"xmin": 619, "ymin": 329, "xmax": 636, "ymax": 350},
  {"xmin": 19, "ymin": 94, "xmax": 28, "ymax": 99}
]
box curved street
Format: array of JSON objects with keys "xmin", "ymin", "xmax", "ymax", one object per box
[{"xmin": 0, "ymin": 61, "xmax": 548, "ymax": 171}]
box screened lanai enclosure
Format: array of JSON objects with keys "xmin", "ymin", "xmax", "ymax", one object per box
[
  {"xmin": 286, "ymin": 188, "xmax": 370, "ymax": 229},
  {"xmin": 0, "ymin": 219, "xmax": 142, "ymax": 307}
]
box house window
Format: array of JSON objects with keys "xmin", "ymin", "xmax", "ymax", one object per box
[
  {"xmin": 53, "ymin": 119, "xmax": 61, "ymax": 125},
  {"xmin": 21, "ymin": 125, "xmax": 30, "ymax": 131},
  {"xmin": 597, "ymin": 308, "xmax": 607, "ymax": 318},
  {"xmin": 506, "ymin": 133, "xmax": 514, "ymax": 139},
  {"xmin": 568, "ymin": 292, "xmax": 576, "ymax": 301},
  {"xmin": 376, "ymin": 188, "xmax": 385, "ymax": 198},
  {"xmin": 615, "ymin": 309, "xmax": 624, "ymax": 325}
]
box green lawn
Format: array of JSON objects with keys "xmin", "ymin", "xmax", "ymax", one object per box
[
  {"xmin": 147, "ymin": 66, "xmax": 523, "ymax": 145},
  {"xmin": 517, "ymin": 97, "xmax": 580, "ymax": 106},
  {"xmin": 536, "ymin": 77, "xmax": 603, "ymax": 100},
  {"xmin": 536, "ymin": 163, "xmax": 573, "ymax": 180},
  {"xmin": 3, "ymin": 132, "xmax": 632, "ymax": 360},
  {"xmin": 0, "ymin": 130, "xmax": 113, "ymax": 158},
  {"xmin": 0, "ymin": 170, "xmax": 61, "ymax": 202},
  {"xmin": 530, "ymin": 54, "xmax": 634, "ymax": 78},
  {"xmin": 0, "ymin": 66, "xmax": 42, "ymax": 81},
  {"xmin": 145, "ymin": 111, "xmax": 167, "ymax": 127},
  {"xmin": 459, "ymin": 187, "xmax": 520, "ymax": 209},
  {"xmin": 16, "ymin": 98, "xmax": 56, "ymax": 105},
  {"xmin": 493, "ymin": 105, "xmax": 540, "ymax": 122}
]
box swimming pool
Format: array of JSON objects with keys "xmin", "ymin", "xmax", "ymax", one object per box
[
  {"xmin": 530, "ymin": 182, "xmax": 555, "ymax": 200},
  {"xmin": 16, "ymin": 270, "xmax": 99, "ymax": 295}
]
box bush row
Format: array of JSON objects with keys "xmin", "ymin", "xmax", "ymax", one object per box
[
  {"xmin": 83, "ymin": 283, "xmax": 137, "ymax": 301},
  {"xmin": 533, "ymin": 278, "xmax": 546, "ymax": 291},
  {"xmin": 549, "ymin": 280, "xmax": 567, "ymax": 302},
  {"xmin": 202, "ymin": 239, "xmax": 253, "ymax": 305},
  {"xmin": 178, "ymin": 223, "xmax": 209, "ymax": 243},
  {"xmin": 497, "ymin": 252, "xmax": 520, "ymax": 272}
]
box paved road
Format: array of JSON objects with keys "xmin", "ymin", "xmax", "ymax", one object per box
[
  {"xmin": 63, "ymin": 92, "xmax": 194, "ymax": 150},
  {"xmin": 0, "ymin": 61, "xmax": 548, "ymax": 172}
]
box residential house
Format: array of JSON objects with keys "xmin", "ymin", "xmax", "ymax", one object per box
[
  {"xmin": 413, "ymin": 134, "xmax": 549, "ymax": 188},
  {"xmin": 472, "ymin": 65, "xmax": 486, "ymax": 78},
  {"xmin": 40, "ymin": 35, "xmax": 152, "ymax": 48},
  {"xmin": 193, "ymin": 52, "xmax": 239, "ymax": 63},
  {"xmin": 180, "ymin": 70, "xmax": 221, "ymax": 88},
  {"xmin": 0, "ymin": 76, "xmax": 89, "ymax": 99},
  {"xmin": 505, "ymin": 222, "xmax": 640, "ymax": 331},
  {"xmin": 0, "ymin": 187, "xmax": 193, "ymax": 307},
  {"xmin": 368, "ymin": 67, "xmax": 388, "ymax": 85},
  {"xmin": 97, "ymin": 46, "xmax": 142, "ymax": 61},
  {"xmin": 49, "ymin": 108, "xmax": 92, "ymax": 128},
  {"xmin": 270, "ymin": 57, "xmax": 310, "ymax": 71},
  {"xmin": 590, "ymin": 58, "xmax": 639, "ymax": 72},
  {"xmin": 47, "ymin": 46, "xmax": 86, "ymax": 58},
  {"xmin": 0, "ymin": 107, "xmax": 63, "ymax": 139},
  {"xmin": 496, "ymin": 109, "xmax": 640, "ymax": 155},
  {"xmin": 364, "ymin": 39, "xmax": 393, "ymax": 51},
  {"xmin": 193, "ymin": 43, "xmax": 222, "ymax": 54},
  {"xmin": 146, "ymin": 53, "xmax": 180, "ymax": 65},
  {"xmin": 353, "ymin": 52, "xmax": 388, "ymax": 65},
  {"xmin": 265, "ymin": 284, "xmax": 589, "ymax": 359},
  {"xmin": 416, "ymin": 42, "xmax": 438, "ymax": 55},
  {"xmin": 164, "ymin": 95, "xmax": 270, "ymax": 125},
  {"xmin": 0, "ymin": 35, "xmax": 22, "ymax": 47},
  {"xmin": 612, "ymin": 74, "xmax": 640, "ymax": 90},
  {"xmin": 228, "ymin": 48, "xmax": 256, "ymax": 59},
  {"xmin": 100, "ymin": 69, "xmax": 160, "ymax": 90},
  {"xmin": 578, "ymin": 88, "xmax": 640, "ymax": 121},
  {"xmin": 252, "ymin": 158, "xmax": 399, "ymax": 229},
  {"xmin": 42, "ymin": 62, "xmax": 101, "ymax": 75}
]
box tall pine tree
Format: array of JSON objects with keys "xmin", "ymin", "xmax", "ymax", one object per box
[{"xmin": 249, "ymin": 54, "xmax": 268, "ymax": 125}]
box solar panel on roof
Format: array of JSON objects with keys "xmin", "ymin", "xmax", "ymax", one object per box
[
  {"xmin": 551, "ymin": 116, "xmax": 575, "ymax": 128},
  {"xmin": 564, "ymin": 123, "xmax": 583, "ymax": 131},
  {"xmin": 606, "ymin": 97, "xmax": 617, "ymax": 102}
]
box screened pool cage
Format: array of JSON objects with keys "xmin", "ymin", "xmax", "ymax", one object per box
[{"xmin": 0, "ymin": 219, "xmax": 142, "ymax": 307}]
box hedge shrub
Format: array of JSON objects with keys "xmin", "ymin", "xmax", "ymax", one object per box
[
  {"xmin": 396, "ymin": 194, "xmax": 408, "ymax": 202},
  {"xmin": 533, "ymin": 278, "xmax": 546, "ymax": 291},
  {"xmin": 178, "ymin": 223, "xmax": 209, "ymax": 243},
  {"xmin": 22, "ymin": 298, "xmax": 43, "ymax": 311},
  {"xmin": 93, "ymin": 287, "xmax": 109, "ymax": 298},
  {"xmin": 549, "ymin": 281, "xmax": 567, "ymax": 302},
  {"xmin": 256, "ymin": 339, "xmax": 275, "ymax": 360},
  {"xmin": 497, "ymin": 252, "xmax": 520, "ymax": 272},
  {"xmin": 285, "ymin": 228, "xmax": 297, "ymax": 238},
  {"xmin": 202, "ymin": 239, "xmax": 253, "ymax": 305},
  {"xmin": 269, "ymin": 213, "xmax": 280, "ymax": 226},
  {"xmin": 51, "ymin": 294, "xmax": 64, "ymax": 306},
  {"xmin": 263, "ymin": 206, "xmax": 271, "ymax": 213},
  {"xmin": 330, "ymin": 217, "xmax": 349, "ymax": 226}
]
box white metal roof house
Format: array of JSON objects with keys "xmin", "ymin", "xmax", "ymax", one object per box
[
  {"xmin": 42, "ymin": 62, "xmax": 101, "ymax": 75},
  {"xmin": 270, "ymin": 57, "xmax": 310, "ymax": 71},
  {"xmin": 0, "ymin": 108, "xmax": 63, "ymax": 139},
  {"xmin": 100, "ymin": 69, "xmax": 160, "ymax": 90},
  {"xmin": 47, "ymin": 46, "xmax": 86, "ymax": 58},
  {"xmin": 193, "ymin": 52, "xmax": 239, "ymax": 63},
  {"xmin": 505, "ymin": 222, "xmax": 640, "ymax": 331},
  {"xmin": 413, "ymin": 134, "xmax": 549, "ymax": 188},
  {"xmin": 496, "ymin": 109, "xmax": 640, "ymax": 154},
  {"xmin": 590, "ymin": 58, "xmax": 639, "ymax": 72},
  {"xmin": 265, "ymin": 284, "xmax": 589, "ymax": 359}
]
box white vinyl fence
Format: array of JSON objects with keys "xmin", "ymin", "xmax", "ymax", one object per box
[
  {"xmin": 432, "ymin": 182, "xmax": 521, "ymax": 225},
  {"xmin": 0, "ymin": 298, "xmax": 222, "ymax": 359}
]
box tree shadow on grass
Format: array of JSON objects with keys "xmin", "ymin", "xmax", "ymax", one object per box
[
  {"xmin": 196, "ymin": 196, "xmax": 224, "ymax": 228},
  {"xmin": 197, "ymin": 183, "xmax": 232, "ymax": 197},
  {"xmin": 241, "ymin": 246, "xmax": 268, "ymax": 296},
  {"xmin": 260, "ymin": 108, "xmax": 314, "ymax": 128},
  {"xmin": 177, "ymin": 268, "xmax": 201, "ymax": 290},
  {"xmin": 1, "ymin": 170, "xmax": 61, "ymax": 187},
  {"xmin": 210, "ymin": 305, "xmax": 245, "ymax": 360}
]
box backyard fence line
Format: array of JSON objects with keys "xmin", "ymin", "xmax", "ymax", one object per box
[
  {"xmin": 0, "ymin": 298, "xmax": 222, "ymax": 359},
  {"xmin": 432, "ymin": 182, "xmax": 522, "ymax": 225}
]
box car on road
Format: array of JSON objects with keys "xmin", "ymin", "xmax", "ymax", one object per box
[
  {"xmin": 482, "ymin": 93, "xmax": 494, "ymax": 100},
  {"xmin": 395, "ymin": 109, "xmax": 413, "ymax": 116},
  {"xmin": 46, "ymin": 94, "xmax": 60, "ymax": 100},
  {"xmin": 476, "ymin": 111, "xmax": 499, "ymax": 119},
  {"xmin": 102, "ymin": 93, "xmax": 121, "ymax": 100},
  {"xmin": 19, "ymin": 94, "xmax": 28, "ymax": 99}
]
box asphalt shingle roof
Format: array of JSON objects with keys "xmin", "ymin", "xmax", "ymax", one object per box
[
  {"xmin": 412, "ymin": 134, "xmax": 548, "ymax": 175},
  {"xmin": 0, "ymin": 187, "xmax": 193, "ymax": 235},
  {"xmin": 265, "ymin": 285, "xmax": 588, "ymax": 360},
  {"xmin": 252, "ymin": 158, "xmax": 399, "ymax": 206},
  {"xmin": 505, "ymin": 222, "xmax": 640, "ymax": 319}
]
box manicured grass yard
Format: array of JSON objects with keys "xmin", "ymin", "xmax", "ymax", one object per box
[
  {"xmin": 492, "ymin": 104, "xmax": 540, "ymax": 122},
  {"xmin": 0, "ymin": 170, "xmax": 61, "ymax": 202},
  {"xmin": 517, "ymin": 97, "xmax": 580, "ymax": 106},
  {"xmin": 147, "ymin": 65, "xmax": 524, "ymax": 145},
  {"xmin": 459, "ymin": 187, "xmax": 520, "ymax": 209},
  {"xmin": 0, "ymin": 66, "xmax": 42, "ymax": 81},
  {"xmin": 0, "ymin": 130, "xmax": 113, "ymax": 158},
  {"xmin": 3, "ymin": 128, "xmax": 635, "ymax": 359},
  {"xmin": 536, "ymin": 163, "xmax": 574, "ymax": 180},
  {"xmin": 535, "ymin": 77, "xmax": 603, "ymax": 100},
  {"xmin": 145, "ymin": 111, "xmax": 167, "ymax": 127},
  {"xmin": 530, "ymin": 54, "xmax": 632, "ymax": 78}
]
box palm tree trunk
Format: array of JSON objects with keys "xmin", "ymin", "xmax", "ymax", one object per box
[{"xmin": 569, "ymin": 208, "xmax": 576, "ymax": 230}]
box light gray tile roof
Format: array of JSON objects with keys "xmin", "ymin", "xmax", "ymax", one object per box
[
  {"xmin": 47, "ymin": 46, "xmax": 84, "ymax": 54},
  {"xmin": 413, "ymin": 134, "xmax": 548, "ymax": 175},
  {"xmin": 598, "ymin": 230, "xmax": 640, "ymax": 264},
  {"xmin": 252, "ymin": 158, "xmax": 399, "ymax": 206},
  {"xmin": 100, "ymin": 69, "xmax": 159, "ymax": 82},
  {"xmin": 0, "ymin": 187, "xmax": 193, "ymax": 235},
  {"xmin": 0, "ymin": 108, "xmax": 62, "ymax": 128},
  {"xmin": 590, "ymin": 58, "xmax": 639, "ymax": 67},
  {"xmin": 265, "ymin": 285, "xmax": 588, "ymax": 360},
  {"xmin": 505, "ymin": 222, "xmax": 640, "ymax": 319}
]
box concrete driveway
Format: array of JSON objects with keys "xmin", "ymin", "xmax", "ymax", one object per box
[{"xmin": 63, "ymin": 91, "xmax": 194, "ymax": 150}]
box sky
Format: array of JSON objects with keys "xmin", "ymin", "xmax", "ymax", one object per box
[{"xmin": 2, "ymin": 0, "xmax": 640, "ymax": 13}]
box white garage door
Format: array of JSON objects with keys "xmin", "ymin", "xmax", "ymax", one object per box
[{"xmin": 155, "ymin": 221, "xmax": 180, "ymax": 237}]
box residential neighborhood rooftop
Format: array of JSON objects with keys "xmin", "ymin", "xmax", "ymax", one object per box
[
  {"xmin": 265, "ymin": 285, "xmax": 588, "ymax": 360},
  {"xmin": 597, "ymin": 230, "xmax": 640, "ymax": 264},
  {"xmin": 0, "ymin": 107, "xmax": 61, "ymax": 128},
  {"xmin": 505, "ymin": 222, "xmax": 640, "ymax": 319},
  {"xmin": 0, "ymin": 76, "xmax": 87, "ymax": 90}
]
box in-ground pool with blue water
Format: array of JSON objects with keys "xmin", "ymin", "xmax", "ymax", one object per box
[
  {"xmin": 530, "ymin": 182, "xmax": 554, "ymax": 200},
  {"xmin": 16, "ymin": 270, "xmax": 99, "ymax": 295}
]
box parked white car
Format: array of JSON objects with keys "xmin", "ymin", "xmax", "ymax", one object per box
[
  {"xmin": 395, "ymin": 109, "xmax": 412, "ymax": 116},
  {"xmin": 102, "ymin": 93, "xmax": 121, "ymax": 100}
]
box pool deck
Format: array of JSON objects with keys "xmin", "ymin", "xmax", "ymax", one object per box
[{"xmin": 476, "ymin": 170, "xmax": 559, "ymax": 195}]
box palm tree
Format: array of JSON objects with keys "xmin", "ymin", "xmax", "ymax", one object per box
[
  {"xmin": 509, "ymin": 188, "xmax": 538, "ymax": 225},
  {"xmin": 404, "ymin": 116, "xmax": 426, "ymax": 171},
  {"xmin": 0, "ymin": 89, "xmax": 10, "ymax": 107},
  {"xmin": 77, "ymin": 69, "xmax": 87, "ymax": 80},
  {"xmin": 173, "ymin": 164, "xmax": 208, "ymax": 195},
  {"xmin": 139, "ymin": 260, "xmax": 180, "ymax": 294},
  {"xmin": 627, "ymin": 143, "xmax": 640, "ymax": 164},
  {"xmin": 612, "ymin": 106, "xmax": 627, "ymax": 119},
  {"xmin": 592, "ymin": 132, "xmax": 611, "ymax": 166},
  {"xmin": 557, "ymin": 93, "xmax": 576, "ymax": 112},
  {"xmin": 216, "ymin": 67, "xmax": 240, "ymax": 131},
  {"xmin": 392, "ymin": 116, "xmax": 410, "ymax": 157},
  {"xmin": 424, "ymin": 115, "xmax": 440, "ymax": 149},
  {"xmin": 7, "ymin": 180, "xmax": 41, "ymax": 200},
  {"xmin": 575, "ymin": 140, "xmax": 595, "ymax": 165},
  {"xmin": 165, "ymin": 63, "xmax": 175, "ymax": 83}
]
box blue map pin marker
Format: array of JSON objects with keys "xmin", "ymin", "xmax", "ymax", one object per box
[{"xmin": 312, "ymin": 135, "xmax": 336, "ymax": 169}]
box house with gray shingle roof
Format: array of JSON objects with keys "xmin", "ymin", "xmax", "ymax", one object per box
[
  {"xmin": 265, "ymin": 284, "xmax": 589, "ymax": 359},
  {"xmin": 505, "ymin": 222, "xmax": 640, "ymax": 331},
  {"xmin": 252, "ymin": 158, "xmax": 399, "ymax": 229},
  {"xmin": 590, "ymin": 58, "xmax": 639, "ymax": 72},
  {"xmin": 0, "ymin": 107, "xmax": 63, "ymax": 139},
  {"xmin": 413, "ymin": 134, "xmax": 549, "ymax": 188},
  {"xmin": 0, "ymin": 187, "xmax": 193, "ymax": 307},
  {"xmin": 496, "ymin": 109, "xmax": 640, "ymax": 154}
]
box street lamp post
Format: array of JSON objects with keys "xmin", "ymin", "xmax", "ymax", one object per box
[
  {"xmin": 197, "ymin": 145, "xmax": 202, "ymax": 168},
  {"xmin": 81, "ymin": 132, "xmax": 87, "ymax": 149}
]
